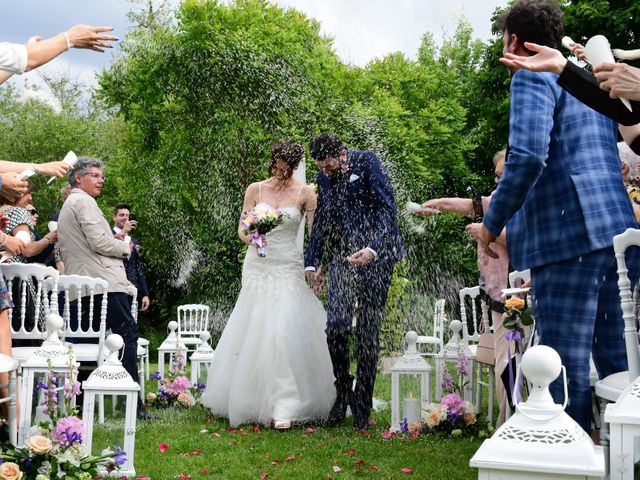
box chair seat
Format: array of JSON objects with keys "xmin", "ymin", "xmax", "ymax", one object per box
[
  {"xmin": 12, "ymin": 347, "xmax": 38, "ymax": 364},
  {"xmin": 137, "ymin": 337, "xmax": 150, "ymax": 347},
  {"xmin": 468, "ymin": 345, "xmax": 478, "ymax": 356},
  {"xmin": 595, "ymin": 370, "xmax": 629, "ymax": 402},
  {"xmin": 65, "ymin": 343, "xmax": 100, "ymax": 362},
  {"xmin": 416, "ymin": 335, "xmax": 440, "ymax": 345},
  {"xmin": 137, "ymin": 345, "xmax": 146, "ymax": 356},
  {"xmin": 180, "ymin": 337, "xmax": 203, "ymax": 346}
]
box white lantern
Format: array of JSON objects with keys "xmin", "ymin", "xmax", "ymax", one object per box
[
  {"xmin": 389, "ymin": 331, "xmax": 432, "ymax": 432},
  {"xmin": 470, "ymin": 345, "xmax": 605, "ymax": 479},
  {"xmin": 435, "ymin": 320, "xmax": 474, "ymax": 401},
  {"xmin": 157, "ymin": 320, "xmax": 187, "ymax": 380},
  {"xmin": 603, "ymin": 374, "xmax": 640, "ymax": 479},
  {"xmin": 0, "ymin": 353, "xmax": 18, "ymax": 445},
  {"xmin": 190, "ymin": 332, "xmax": 215, "ymax": 385},
  {"xmin": 82, "ymin": 334, "xmax": 139, "ymax": 477},
  {"xmin": 18, "ymin": 313, "xmax": 77, "ymax": 446}
]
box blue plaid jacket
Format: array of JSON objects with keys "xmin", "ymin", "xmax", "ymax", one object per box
[{"xmin": 484, "ymin": 69, "xmax": 637, "ymax": 271}]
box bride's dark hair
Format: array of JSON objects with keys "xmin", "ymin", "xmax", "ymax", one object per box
[{"xmin": 268, "ymin": 140, "xmax": 305, "ymax": 176}]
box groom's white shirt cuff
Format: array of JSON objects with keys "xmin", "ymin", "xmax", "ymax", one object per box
[{"xmin": 304, "ymin": 248, "xmax": 378, "ymax": 272}]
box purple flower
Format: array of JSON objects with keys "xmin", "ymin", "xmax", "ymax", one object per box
[
  {"xmin": 441, "ymin": 369, "xmax": 455, "ymax": 394},
  {"xmin": 51, "ymin": 416, "xmax": 85, "ymax": 446},
  {"xmin": 400, "ymin": 417, "xmax": 409, "ymax": 433},
  {"xmin": 456, "ymin": 351, "xmax": 468, "ymax": 376},
  {"xmin": 111, "ymin": 445, "xmax": 127, "ymax": 466},
  {"xmin": 506, "ymin": 329, "xmax": 523, "ymax": 343},
  {"xmin": 151, "ymin": 371, "xmax": 162, "ymax": 381},
  {"xmin": 441, "ymin": 394, "xmax": 465, "ymax": 417}
]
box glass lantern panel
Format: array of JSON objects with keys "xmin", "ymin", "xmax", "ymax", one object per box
[
  {"xmin": 30, "ymin": 371, "xmax": 70, "ymax": 429},
  {"xmin": 196, "ymin": 362, "xmax": 210, "ymax": 385},
  {"xmin": 399, "ymin": 373, "xmax": 422, "ymax": 425},
  {"xmin": 90, "ymin": 394, "xmax": 126, "ymax": 457}
]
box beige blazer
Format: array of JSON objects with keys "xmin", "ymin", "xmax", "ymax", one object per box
[{"xmin": 58, "ymin": 188, "xmax": 131, "ymax": 293}]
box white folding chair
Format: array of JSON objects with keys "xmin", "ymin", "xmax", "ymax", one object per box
[
  {"xmin": 508, "ymin": 269, "xmax": 530, "ymax": 288},
  {"xmin": 416, "ymin": 299, "xmax": 446, "ymax": 356},
  {"xmin": 1, "ymin": 264, "xmax": 60, "ymax": 365},
  {"xmin": 177, "ymin": 304, "xmax": 210, "ymax": 353},
  {"xmin": 595, "ymin": 228, "xmax": 640, "ymax": 461}
]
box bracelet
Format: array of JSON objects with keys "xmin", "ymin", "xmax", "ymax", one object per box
[
  {"xmin": 32, "ymin": 164, "xmax": 39, "ymax": 175},
  {"xmin": 61, "ymin": 32, "xmax": 72, "ymax": 51}
]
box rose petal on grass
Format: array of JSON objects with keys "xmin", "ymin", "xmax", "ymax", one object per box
[
  {"xmin": 260, "ymin": 474, "xmax": 269, "ymax": 479},
  {"xmin": 253, "ymin": 424, "xmax": 261, "ymax": 432},
  {"xmin": 355, "ymin": 459, "xmax": 365, "ymax": 466},
  {"xmin": 184, "ymin": 449, "xmax": 203, "ymax": 456},
  {"xmin": 200, "ymin": 429, "xmax": 208, "ymax": 433},
  {"xmin": 271, "ymin": 460, "xmax": 281, "ymax": 466},
  {"xmin": 159, "ymin": 443, "xmax": 169, "ymax": 452},
  {"xmin": 286, "ymin": 456, "xmax": 295, "ymax": 462},
  {"xmin": 400, "ymin": 467, "xmax": 413, "ymax": 473},
  {"xmin": 370, "ymin": 466, "xmax": 379, "ymax": 471},
  {"xmin": 213, "ymin": 432, "xmax": 221, "ymax": 437},
  {"xmin": 177, "ymin": 475, "xmax": 191, "ymax": 480},
  {"xmin": 333, "ymin": 466, "xmax": 342, "ymax": 472},
  {"xmin": 346, "ymin": 449, "xmax": 356, "ymax": 455},
  {"xmin": 305, "ymin": 427, "xmax": 315, "ymax": 433},
  {"xmin": 200, "ymin": 469, "xmax": 208, "ymax": 474}
]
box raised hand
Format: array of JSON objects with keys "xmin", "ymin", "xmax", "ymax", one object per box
[
  {"xmin": 594, "ymin": 62, "xmax": 640, "ymax": 101},
  {"xmin": 67, "ymin": 24, "xmax": 118, "ymax": 52},
  {"xmin": 37, "ymin": 161, "xmax": 71, "ymax": 178},
  {"xmin": 500, "ymin": 42, "xmax": 567, "ymax": 75},
  {"xmin": 0, "ymin": 172, "xmax": 29, "ymax": 202}
]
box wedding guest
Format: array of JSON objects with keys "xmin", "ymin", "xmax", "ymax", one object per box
[
  {"xmin": 0, "ymin": 24, "xmax": 117, "ymax": 84},
  {"xmin": 305, "ymin": 133, "xmax": 404, "ymax": 430},
  {"xmin": 419, "ymin": 150, "xmax": 514, "ymax": 427},
  {"xmin": 58, "ymin": 157, "xmax": 155, "ymax": 420},
  {"xmin": 478, "ymin": 0, "xmax": 639, "ymax": 432},
  {"xmin": 112, "ymin": 203, "xmax": 150, "ymax": 312},
  {"xmin": 25, "ymin": 203, "xmax": 56, "ymax": 265}
]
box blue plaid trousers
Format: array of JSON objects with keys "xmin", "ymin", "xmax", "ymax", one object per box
[{"xmin": 531, "ymin": 246, "xmax": 639, "ymax": 432}]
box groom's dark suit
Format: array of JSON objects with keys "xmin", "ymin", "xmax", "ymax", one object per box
[{"xmin": 305, "ymin": 149, "xmax": 404, "ymax": 428}]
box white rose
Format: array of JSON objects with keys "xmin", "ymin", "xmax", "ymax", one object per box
[{"xmin": 25, "ymin": 435, "xmax": 53, "ymax": 455}]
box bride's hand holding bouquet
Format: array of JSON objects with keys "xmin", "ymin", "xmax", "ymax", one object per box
[{"xmin": 241, "ymin": 205, "xmax": 285, "ymax": 257}]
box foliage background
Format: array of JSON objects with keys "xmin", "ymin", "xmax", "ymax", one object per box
[{"xmin": 1, "ymin": 0, "xmax": 633, "ymax": 353}]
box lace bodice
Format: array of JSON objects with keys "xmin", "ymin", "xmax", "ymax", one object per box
[{"xmin": 242, "ymin": 203, "xmax": 304, "ymax": 283}]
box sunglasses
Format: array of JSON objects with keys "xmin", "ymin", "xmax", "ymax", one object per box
[{"xmin": 27, "ymin": 209, "xmax": 37, "ymax": 215}]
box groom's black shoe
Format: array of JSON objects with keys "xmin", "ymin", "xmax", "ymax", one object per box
[
  {"xmin": 326, "ymin": 395, "xmax": 350, "ymax": 425},
  {"xmin": 353, "ymin": 416, "xmax": 369, "ymax": 431}
]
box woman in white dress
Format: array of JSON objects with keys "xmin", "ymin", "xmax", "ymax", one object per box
[{"xmin": 201, "ymin": 140, "xmax": 335, "ymax": 429}]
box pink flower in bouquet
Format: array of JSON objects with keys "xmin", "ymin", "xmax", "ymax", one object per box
[
  {"xmin": 165, "ymin": 375, "xmax": 192, "ymax": 395},
  {"xmin": 441, "ymin": 394, "xmax": 465, "ymax": 416},
  {"xmin": 51, "ymin": 415, "xmax": 85, "ymax": 446}
]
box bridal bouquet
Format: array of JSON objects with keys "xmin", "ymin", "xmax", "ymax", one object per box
[
  {"xmin": 0, "ymin": 352, "xmax": 125, "ymax": 479},
  {"xmin": 502, "ymin": 296, "xmax": 533, "ymax": 344},
  {"xmin": 149, "ymin": 349, "xmax": 205, "ymax": 408},
  {"xmin": 241, "ymin": 205, "xmax": 285, "ymax": 257}
]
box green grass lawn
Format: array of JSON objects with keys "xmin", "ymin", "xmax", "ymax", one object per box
[{"xmin": 125, "ymin": 366, "xmax": 488, "ymax": 480}]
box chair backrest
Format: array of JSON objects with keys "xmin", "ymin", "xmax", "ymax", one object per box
[
  {"xmin": 508, "ymin": 269, "xmax": 531, "ymax": 288},
  {"xmin": 57, "ymin": 275, "xmax": 108, "ymax": 346},
  {"xmin": 432, "ymin": 298, "xmax": 446, "ymax": 342},
  {"xmin": 613, "ymin": 228, "xmax": 640, "ymax": 380},
  {"xmin": 1, "ymin": 263, "xmax": 59, "ymax": 340},
  {"xmin": 177, "ymin": 304, "xmax": 210, "ymax": 338},
  {"xmin": 458, "ymin": 286, "xmax": 489, "ymax": 342}
]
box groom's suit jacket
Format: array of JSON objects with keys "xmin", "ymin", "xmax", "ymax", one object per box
[
  {"xmin": 483, "ymin": 69, "xmax": 637, "ymax": 271},
  {"xmin": 305, "ymin": 149, "xmax": 404, "ymax": 269}
]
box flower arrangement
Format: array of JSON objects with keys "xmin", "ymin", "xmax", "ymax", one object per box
[
  {"xmin": 502, "ymin": 296, "xmax": 533, "ymax": 344},
  {"xmin": 240, "ymin": 205, "xmax": 285, "ymax": 257},
  {"xmin": 0, "ymin": 349, "xmax": 125, "ymax": 479},
  {"xmin": 148, "ymin": 349, "xmax": 205, "ymax": 409}
]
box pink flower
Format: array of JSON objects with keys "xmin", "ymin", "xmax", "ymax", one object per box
[
  {"xmin": 441, "ymin": 394, "xmax": 465, "ymax": 416},
  {"xmin": 159, "ymin": 443, "xmax": 169, "ymax": 452},
  {"xmin": 51, "ymin": 415, "xmax": 85, "ymax": 446},
  {"xmin": 168, "ymin": 376, "xmax": 192, "ymax": 394}
]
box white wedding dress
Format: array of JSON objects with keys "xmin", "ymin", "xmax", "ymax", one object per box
[{"xmin": 201, "ymin": 202, "xmax": 336, "ymax": 426}]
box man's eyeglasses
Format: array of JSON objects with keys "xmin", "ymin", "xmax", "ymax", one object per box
[
  {"xmin": 27, "ymin": 209, "xmax": 37, "ymax": 215},
  {"xmin": 85, "ymin": 172, "xmax": 106, "ymax": 181}
]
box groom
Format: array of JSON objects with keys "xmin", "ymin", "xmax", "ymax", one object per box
[{"xmin": 305, "ymin": 133, "xmax": 404, "ymax": 430}]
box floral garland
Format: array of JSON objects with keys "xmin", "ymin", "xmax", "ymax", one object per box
[{"xmin": 148, "ymin": 348, "xmax": 205, "ymax": 408}]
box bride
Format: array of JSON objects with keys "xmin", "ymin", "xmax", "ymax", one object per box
[{"xmin": 201, "ymin": 140, "xmax": 335, "ymax": 429}]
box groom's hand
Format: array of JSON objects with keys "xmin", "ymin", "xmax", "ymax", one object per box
[
  {"xmin": 305, "ymin": 270, "xmax": 325, "ymax": 293},
  {"xmin": 347, "ymin": 248, "xmax": 374, "ymax": 266}
]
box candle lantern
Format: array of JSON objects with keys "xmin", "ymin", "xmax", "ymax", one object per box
[
  {"xmin": 18, "ymin": 313, "xmax": 77, "ymax": 446},
  {"xmin": 157, "ymin": 320, "xmax": 187, "ymax": 380},
  {"xmin": 470, "ymin": 345, "xmax": 605, "ymax": 479},
  {"xmin": 390, "ymin": 331, "xmax": 432, "ymax": 432},
  {"xmin": 434, "ymin": 319, "xmax": 475, "ymax": 402},
  {"xmin": 190, "ymin": 332, "xmax": 215, "ymax": 385},
  {"xmin": 82, "ymin": 334, "xmax": 139, "ymax": 478}
]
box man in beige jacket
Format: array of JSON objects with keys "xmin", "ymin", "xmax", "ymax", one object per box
[{"xmin": 58, "ymin": 157, "xmax": 153, "ymax": 418}]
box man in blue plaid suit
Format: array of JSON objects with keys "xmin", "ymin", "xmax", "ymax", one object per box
[{"xmin": 478, "ymin": 0, "xmax": 639, "ymax": 432}]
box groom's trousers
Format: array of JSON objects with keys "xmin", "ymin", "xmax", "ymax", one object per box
[{"xmin": 326, "ymin": 258, "xmax": 393, "ymax": 425}]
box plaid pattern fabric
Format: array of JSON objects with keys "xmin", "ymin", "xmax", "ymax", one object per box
[
  {"xmin": 531, "ymin": 247, "xmax": 639, "ymax": 431},
  {"xmin": 484, "ymin": 69, "xmax": 637, "ymax": 271}
]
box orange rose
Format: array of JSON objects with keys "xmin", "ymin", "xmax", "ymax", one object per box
[
  {"xmin": 505, "ymin": 297, "xmax": 525, "ymax": 310},
  {"xmin": 24, "ymin": 434, "xmax": 52, "ymax": 455},
  {"xmin": 464, "ymin": 412, "xmax": 477, "ymax": 425},
  {"xmin": 0, "ymin": 462, "xmax": 23, "ymax": 480}
]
